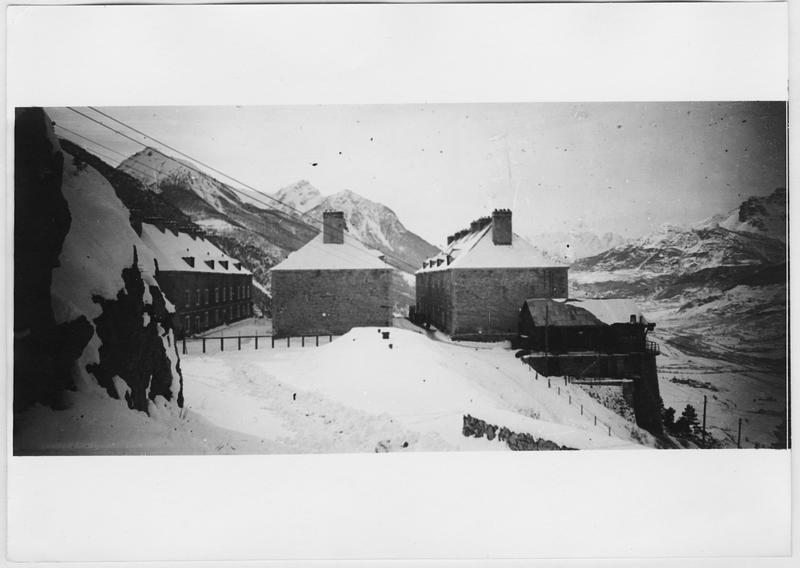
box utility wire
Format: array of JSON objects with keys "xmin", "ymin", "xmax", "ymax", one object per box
[
  {"xmin": 81, "ymin": 106, "xmax": 423, "ymax": 273},
  {"xmin": 56, "ymin": 112, "xmax": 421, "ymax": 299}
]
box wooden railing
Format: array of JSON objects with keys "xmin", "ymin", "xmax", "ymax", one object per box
[{"xmin": 180, "ymin": 334, "xmax": 337, "ymax": 355}]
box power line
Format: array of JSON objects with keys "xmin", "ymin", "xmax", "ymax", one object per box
[
  {"xmin": 85, "ymin": 106, "xmax": 422, "ymax": 272},
  {"xmin": 65, "ymin": 106, "xmax": 422, "ymax": 274},
  {"xmin": 55, "ymin": 114, "xmax": 420, "ymax": 298}
]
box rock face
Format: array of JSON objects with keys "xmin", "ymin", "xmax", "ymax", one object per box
[
  {"xmin": 13, "ymin": 108, "xmax": 184, "ymax": 425},
  {"xmin": 13, "ymin": 108, "xmax": 93, "ymax": 410}
]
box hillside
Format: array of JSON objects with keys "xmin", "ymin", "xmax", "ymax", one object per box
[
  {"xmin": 14, "ymin": 109, "xmax": 185, "ymax": 454},
  {"xmin": 569, "ymin": 187, "xmax": 787, "ymax": 448},
  {"xmin": 118, "ymin": 148, "xmax": 318, "ymax": 305},
  {"xmin": 528, "ymin": 230, "xmax": 628, "ymax": 263},
  {"xmin": 117, "ymin": 149, "xmax": 438, "ymax": 312}
]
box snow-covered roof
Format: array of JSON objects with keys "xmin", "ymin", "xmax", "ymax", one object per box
[
  {"xmin": 140, "ymin": 223, "xmax": 251, "ymax": 275},
  {"xmin": 417, "ymin": 221, "xmax": 566, "ymax": 273},
  {"xmin": 270, "ymin": 232, "xmax": 392, "ymax": 271},
  {"xmin": 523, "ymin": 298, "xmax": 646, "ymax": 327}
]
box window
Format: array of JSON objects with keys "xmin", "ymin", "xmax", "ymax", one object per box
[
  {"xmin": 222, "ymin": 286, "xmax": 227, "ymax": 302},
  {"xmin": 205, "ymin": 311, "xmax": 209, "ymax": 327},
  {"xmin": 204, "ymin": 289, "xmax": 209, "ymax": 305},
  {"xmin": 215, "ymin": 287, "xmax": 219, "ymax": 303},
  {"xmin": 185, "ymin": 290, "xmax": 190, "ymax": 307},
  {"xmin": 246, "ymin": 286, "xmax": 250, "ymax": 299},
  {"xmin": 196, "ymin": 288, "xmax": 200, "ymax": 307},
  {"xmin": 195, "ymin": 316, "xmax": 200, "ymax": 331},
  {"xmin": 184, "ymin": 316, "xmax": 190, "ymax": 334},
  {"xmin": 215, "ymin": 309, "xmax": 220, "ymax": 324}
]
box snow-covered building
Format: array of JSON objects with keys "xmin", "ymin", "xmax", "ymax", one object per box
[
  {"xmin": 415, "ymin": 209, "xmax": 568, "ymax": 341},
  {"xmin": 140, "ymin": 223, "xmax": 253, "ymax": 336},
  {"xmin": 519, "ymin": 298, "xmax": 655, "ymax": 354},
  {"xmin": 270, "ymin": 211, "xmax": 394, "ymax": 337}
]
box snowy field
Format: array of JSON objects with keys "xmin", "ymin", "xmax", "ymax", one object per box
[{"xmin": 14, "ymin": 323, "xmax": 657, "ymax": 455}]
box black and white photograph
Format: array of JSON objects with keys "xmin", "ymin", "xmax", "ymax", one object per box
[
  {"xmin": 4, "ymin": 1, "xmax": 794, "ymax": 564},
  {"xmin": 13, "ymin": 101, "xmax": 788, "ymax": 455}
]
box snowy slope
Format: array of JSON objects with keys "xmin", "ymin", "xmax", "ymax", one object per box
[
  {"xmin": 695, "ymin": 187, "xmax": 786, "ymax": 243},
  {"xmin": 179, "ymin": 327, "xmax": 655, "ymax": 453},
  {"xmin": 304, "ymin": 188, "xmax": 439, "ymax": 272},
  {"xmin": 528, "ymin": 230, "xmax": 628, "ymax": 263}
]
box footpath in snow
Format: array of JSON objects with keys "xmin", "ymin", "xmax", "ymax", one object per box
[{"xmin": 15, "ymin": 325, "xmax": 657, "ymax": 454}]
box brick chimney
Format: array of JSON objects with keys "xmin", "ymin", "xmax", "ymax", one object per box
[
  {"xmin": 492, "ymin": 209, "xmax": 512, "ymax": 245},
  {"xmin": 323, "ymin": 211, "xmax": 345, "ymax": 244}
]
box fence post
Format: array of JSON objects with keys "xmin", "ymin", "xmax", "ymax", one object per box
[
  {"xmin": 255, "ymin": 336, "xmax": 259, "ymax": 350},
  {"xmin": 608, "ymin": 425, "xmax": 611, "ymax": 436},
  {"xmin": 221, "ymin": 337, "xmax": 224, "ymax": 351},
  {"xmin": 594, "ymin": 416, "xmax": 597, "ymax": 426},
  {"xmin": 568, "ymin": 395, "xmax": 571, "ymax": 405},
  {"xmin": 329, "ymin": 334, "xmax": 332, "ymax": 342},
  {"xmin": 272, "ymin": 336, "xmax": 275, "ymax": 348},
  {"xmin": 316, "ymin": 335, "xmax": 319, "ymax": 347},
  {"xmin": 580, "ymin": 404, "xmax": 583, "ymax": 416},
  {"xmin": 702, "ymin": 395, "xmax": 707, "ymax": 445},
  {"xmin": 202, "ymin": 338, "xmax": 206, "ymax": 354},
  {"xmin": 558, "ymin": 387, "xmax": 560, "ymax": 396},
  {"xmin": 287, "ymin": 337, "xmax": 290, "ymax": 348},
  {"xmin": 548, "ymin": 378, "xmax": 551, "ymax": 389},
  {"xmin": 302, "ymin": 336, "xmax": 305, "ymax": 347},
  {"xmin": 564, "ymin": 376, "xmax": 567, "ymax": 386},
  {"xmin": 182, "ymin": 337, "xmax": 186, "ymax": 355},
  {"xmin": 737, "ymin": 418, "xmax": 743, "ymax": 448},
  {"xmin": 238, "ymin": 336, "xmax": 241, "ymax": 350}
]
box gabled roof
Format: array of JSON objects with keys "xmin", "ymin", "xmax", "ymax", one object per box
[
  {"xmin": 417, "ymin": 222, "xmax": 565, "ymax": 273},
  {"xmin": 270, "ymin": 232, "xmax": 392, "ymax": 271},
  {"xmin": 140, "ymin": 223, "xmax": 251, "ymax": 275},
  {"xmin": 523, "ymin": 298, "xmax": 646, "ymax": 327}
]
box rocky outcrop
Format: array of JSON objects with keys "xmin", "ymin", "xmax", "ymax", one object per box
[
  {"xmin": 13, "ymin": 108, "xmax": 93, "ymax": 410},
  {"xmin": 13, "ymin": 108, "xmax": 184, "ymax": 422},
  {"xmin": 462, "ymin": 414, "xmax": 576, "ymax": 451}
]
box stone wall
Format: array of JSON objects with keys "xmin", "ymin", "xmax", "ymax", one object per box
[
  {"xmin": 156, "ymin": 270, "xmax": 253, "ymax": 336},
  {"xmin": 462, "ymin": 414, "xmax": 575, "ymax": 451},
  {"xmin": 451, "ymin": 267, "xmax": 569, "ymax": 340},
  {"xmin": 415, "ymin": 270, "xmax": 454, "ymax": 332},
  {"xmin": 272, "ymin": 269, "xmax": 393, "ymax": 336}
]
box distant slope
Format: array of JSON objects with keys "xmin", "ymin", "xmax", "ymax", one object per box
[
  {"xmin": 306, "ymin": 189, "xmax": 439, "ymax": 272},
  {"xmin": 117, "ymin": 147, "xmax": 319, "ymax": 311},
  {"xmin": 528, "ymin": 230, "xmax": 628, "ymax": 263}
]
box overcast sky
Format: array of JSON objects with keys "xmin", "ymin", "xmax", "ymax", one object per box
[{"xmin": 47, "ymin": 102, "xmax": 786, "ymax": 245}]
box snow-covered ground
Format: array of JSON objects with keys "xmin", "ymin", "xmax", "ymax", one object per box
[{"xmin": 15, "ymin": 325, "xmax": 658, "ymax": 454}]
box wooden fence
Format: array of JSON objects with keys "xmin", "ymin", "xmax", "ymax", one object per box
[{"xmin": 181, "ymin": 334, "xmax": 337, "ymax": 355}]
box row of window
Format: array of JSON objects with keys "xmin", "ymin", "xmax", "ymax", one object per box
[
  {"xmin": 183, "ymin": 302, "xmax": 253, "ymax": 335},
  {"xmin": 184, "ymin": 284, "xmax": 251, "ymax": 308}
]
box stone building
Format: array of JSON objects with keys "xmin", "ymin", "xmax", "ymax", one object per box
[
  {"xmin": 270, "ymin": 211, "xmax": 393, "ymax": 337},
  {"xmin": 140, "ymin": 223, "xmax": 253, "ymax": 337},
  {"xmin": 415, "ymin": 209, "xmax": 568, "ymax": 341}
]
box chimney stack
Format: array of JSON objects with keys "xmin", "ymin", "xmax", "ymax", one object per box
[
  {"xmin": 447, "ymin": 234, "xmax": 455, "ymax": 245},
  {"xmin": 323, "ymin": 211, "xmax": 345, "ymax": 244},
  {"xmin": 492, "ymin": 209, "xmax": 512, "ymax": 245}
]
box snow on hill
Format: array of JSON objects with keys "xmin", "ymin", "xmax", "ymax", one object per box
[
  {"xmin": 14, "ymin": 110, "xmax": 186, "ymax": 453},
  {"xmin": 695, "ymin": 187, "xmax": 786, "ymax": 243},
  {"xmin": 117, "ymin": 147, "xmax": 318, "ymax": 307},
  {"xmin": 20, "ymin": 325, "xmax": 656, "ymax": 454},
  {"xmin": 528, "ymin": 230, "xmax": 628, "ymax": 263},
  {"xmin": 273, "ymin": 183, "xmax": 440, "ymax": 273},
  {"xmin": 272, "ymin": 179, "xmax": 324, "ymax": 214}
]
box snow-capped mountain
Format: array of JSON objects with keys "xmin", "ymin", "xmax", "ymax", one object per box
[
  {"xmin": 272, "ymin": 179, "xmax": 325, "ymax": 214},
  {"xmin": 572, "ymin": 221, "xmax": 785, "ymax": 277},
  {"xmin": 695, "ymin": 187, "xmax": 786, "ymax": 242},
  {"xmin": 116, "ymin": 148, "xmax": 438, "ymax": 311},
  {"xmin": 306, "ymin": 189, "xmax": 439, "ymax": 272},
  {"xmin": 528, "ymin": 230, "xmax": 629, "ymax": 263}
]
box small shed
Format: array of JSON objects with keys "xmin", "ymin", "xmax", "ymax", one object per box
[{"xmin": 519, "ymin": 298, "xmax": 653, "ymax": 354}]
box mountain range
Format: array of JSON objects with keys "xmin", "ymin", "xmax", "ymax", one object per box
[{"xmin": 115, "ymin": 147, "xmax": 438, "ymax": 312}]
